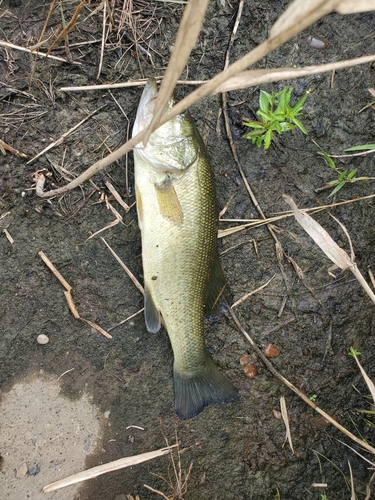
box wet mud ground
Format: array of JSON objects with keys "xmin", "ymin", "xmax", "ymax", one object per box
[{"xmin": 1, "ymin": 1, "xmax": 375, "ymax": 499}]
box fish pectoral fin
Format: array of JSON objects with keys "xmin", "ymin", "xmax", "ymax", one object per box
[
  {"xmin": 154, "ymin": 176, "xmax": 183, "ymax": 225},
  {"xmin": 144, "ymin": 286, "xmax": 161, "ymax": 333},
  {"xmin": 205, "ymin": 252, "xmax": 229, "ymax": 312}
]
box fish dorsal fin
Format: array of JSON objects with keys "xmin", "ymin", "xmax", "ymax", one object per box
[
  {"xmin": 205, "ymin": 253, "xmax": 228, "ymax": 312},
  {"xmin": 144, "ymin": 286, "xmax": 161, "ymax": 333},
  {"xmin": 154, "ymin": 176, "xmax": 184, "ymax": 225}
]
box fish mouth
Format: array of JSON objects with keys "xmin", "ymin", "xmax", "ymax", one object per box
[{"xmin": 133, "ymin": 78, "xmax": 158, "ymax": 136}]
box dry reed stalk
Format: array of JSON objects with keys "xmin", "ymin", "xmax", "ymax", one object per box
[
  {"xmin": 45, "ymin": 0, "xmax": 87, "ymax": 57},
  {"xmin": 231, "ymin": 275, "xmax": 275, "ymax": 309},
  {"xmin": 143, "ymin": 0, "xmax": 209, "ymax": 145},
  {"xmin": 38, "ymin": 251, "xmax": 111, "ymax": 339},
  {"xmin": 59, "ymin": 79, "xmax": 206, "ymax": 92},
  {"xmin": 43, "ymin": 445, "xmax": 177, "ymax": 493},
  {"xmin": 218, "ymin": 194, "xmax": 375, "ymax": 238},
  {"xmin": 0, "ymin": 40, "xmax": 78, "ymax": 64},
  {"xmin": 27, "ymin": 107, "xmax": 102, "ymax": 164},
  {"xmin": 101, "ymin": 237, "xmax": 144, "ymax": 295}
]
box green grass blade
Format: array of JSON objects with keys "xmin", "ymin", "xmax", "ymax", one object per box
[
  {"xmin": 329, "ymin": 180, "xmax": 346, "ymax": 197},
  {"xmin": 344, "ymin": 144, "xmax": 375, "ymax": 152}
]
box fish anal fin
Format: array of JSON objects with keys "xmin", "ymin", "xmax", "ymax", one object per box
[
  {"xmin": 144, "ymin": 286, "xmax": 161, "ymax": 333},
  {"xmin": 155, "ymin": 177, "xmax": 183, "ymax": 225},
  {"xmin": 205, "ymin": 253, "xmax": 228, "ymax": 312},
  {"xmin": 173, "ymin": 355, "xmax": 239, "ymax": 419}
]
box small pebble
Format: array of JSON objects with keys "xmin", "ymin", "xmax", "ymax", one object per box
[
  {"xmin": 16, "ymin": 463, "xmax": 27, "ymax": 479},
  {"xmin": 37, "ymin": 334, "xmax": 49, "ymax": 345},
  {"xmin": 243, "ymin": 364, "xmax": 257, "ymax": 379},
  {"xmin": 239, "ymin": 354, "xmax": 251, "ymax": 366},
  {"xmin": 28, "ymin": 464, "xmax": 40, "ymax": 476},
  {"xmin": 263, "ymin": 343, "xmax": 280, "ymax": 358},
  {"xmin": 272, "ymin": 409, "xmax": 282, "ymax": 420},
  {"xmin": 306, "ymin": 35, "xmax": 328, "ymax": 50}
]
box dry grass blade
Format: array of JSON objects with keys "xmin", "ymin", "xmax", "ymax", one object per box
[
  {"xmin": 218, "ymin": 194, "xmax": 375, "ymax": 238},
  {"xmin": 27, "ymin": 107, "xmax": 102, "ymax": 164},
  {"xmin": 336, "ymin": 439, "xmax": 375, "ymax": 467},
  {"xmin": 284, "ymin": 196, "xmax": 352, "ymax": 268},
  {"xmin": 39, "ymin": 251, "xmax": 111, "ymax": 339},
  {"xmin": 42, "ymin": 445, "xmax": 177, "ymax": 493},
  {"xmin": 104, "ymin": 179, "xmax": 131, "ymax": 212},
  {"xmin": 87, "ymin": 201, "xmax": 123, "ymax": 240},
  {"xmin": 215, "ymin": 55, "xmax": 375, "ymax": 93},
  {"xmin": 283, "ymin": 194, "xmax": 375, "ymax": 305},
  {"xmin": 45, "ymin": 0, "xmax": 87, "ymax": 57},
  {"xmin": 144, "ymin": 0, "xmax": 209, "ymax": 145},
  {"xmin": 38, "ymin": 250, "xmax": 72, "ymax": 291},
  {"xmin": 0, "ymin": 40, "xmax": 77, "ymax": 64},
  {"xmin": 280, "ymin": 396, "xmax": 295, "ymax": 454},
  {"xmin": 107, "ymin": 308, "xmax": 144, "ymax": 332},
  {"xmin": 365, "ymin": 471, "xmax": 375, "ymax": 500},
  {"xmin": 231, "ymin": 275, "xmax": 275, "ymax": 308},
  {"xmin": 59, "ymin": 78, "xmax": 206, "ymax": 92},
  {"xmin": 348, "ymin": 460, "xmax": 356, "ymax": 500},
  {"xmin": 351, "ymin": 351, "xmax": 375, "ymax": 406},
  {"xmin": 101, "ymin": 237, "xmax": 144, "ymax": 295}
]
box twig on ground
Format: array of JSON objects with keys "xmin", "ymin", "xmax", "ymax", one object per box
[
  {"xmin": 3, "ymin": 228, "xmax": 14, "ymax": 244},
  {"xmin": 38, "ymin": 251, "xmax": 111, "ymax": 339},
  {"xmin": 59, "ymin": 78, "xmax": 206, "ymax": 92},
  {"xmin": 0, "ymin": 40, "xmax": 81, "ymax": 64},
  {"xmin": 43, "ymin": 445, "xmax": 177, "ymax": 493},
  {"xmin": 107, "ymin": 308, "xmax": 144, "ymax": 332},
  {"xmin": 0, "ymin": 138, "xmax": 28, "ymax": 158},
  {"xmin": 100, "ymin": 237, "xmax": 144, "ymax": 295},
  {"xmin": 87, "ymin": 200, "xmax": 124, "ymax": 240},
  {"xmin": 27, "ymin": 107, "xmax": 103, "ymax": 164},
  {"xmin": 231, "ymin": 275, "xmax": 275, "ymax": 309},
  {"xmin": 104, "ymin": 179, "xmax": 131, "ymax": 213}
]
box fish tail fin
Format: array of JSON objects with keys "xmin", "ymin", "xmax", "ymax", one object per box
[{"xmin": 173, "ymin": 356, "xmax": 239, "ymax": 420}]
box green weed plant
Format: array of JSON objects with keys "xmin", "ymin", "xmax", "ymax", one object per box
[{"xmin": 243, "ymin": 86, "xmax": 309, "ymax": 149}]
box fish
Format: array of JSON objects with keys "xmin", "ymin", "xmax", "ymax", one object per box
[{"xmin": 132, "ymin": 78, "xmax": 239, "ymax": 419}]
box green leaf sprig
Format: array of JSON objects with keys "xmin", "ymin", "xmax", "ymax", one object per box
[{"xmin": 243, "ymin": 86, "xmax": 309, "ymax": 149}]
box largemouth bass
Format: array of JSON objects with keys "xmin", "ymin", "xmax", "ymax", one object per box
[{"xmin": 132, "ymin": 79, "xmax": 238, "ymax": 419}]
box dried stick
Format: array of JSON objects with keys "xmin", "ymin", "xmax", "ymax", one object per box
[
  {"xmin": 0, "ymin": 40, "xmax": 80, "ymax": 64},
  {"xmin": 101, "ymin": 237, "xmax": 144, "ymax": 295},
  {"xmin": 231, "ymin": 275, "xmax": 275, "ymax": 309},
  {"xmin": 27, "ymin": 107, "xmax": 102, "ymax": 164},
  {"xmin": 43, "ymin": 445, "xmax": 177, "ymax": 493},
  {"xmin": 38, "ymin": 251, "xmax": 111, "ymax": 339},
  {"xmin": 59, "ymin": 78, "xmax": 206, "ymax": 92}
]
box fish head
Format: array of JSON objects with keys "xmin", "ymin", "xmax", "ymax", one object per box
[{"xmin": 133, "ymin": 79, "xmax": 200, "ymax": 173}]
